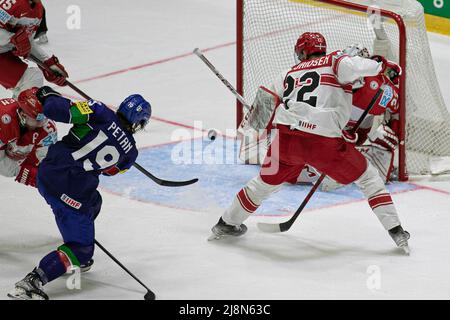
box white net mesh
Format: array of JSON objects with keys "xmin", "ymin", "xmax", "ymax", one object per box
[{"xmin": 239, "ymin": 0, "xmax": 450, "ymax": 176}]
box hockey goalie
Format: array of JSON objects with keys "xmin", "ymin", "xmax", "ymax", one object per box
[{"xmin": 239, "ymin": 43, "xmax": 402, "ymax": 191}]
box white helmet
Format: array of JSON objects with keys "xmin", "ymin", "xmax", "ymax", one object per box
[{"xmin": 343, "ymin": 43, "xmax": 370, "ymax": 58}]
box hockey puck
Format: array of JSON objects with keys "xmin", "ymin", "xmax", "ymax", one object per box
[
  {"xmin": 144, "ymin": 290, "xmax": 156, "ymax": 300},
  {"xmin": 207, "ymin": 129, "xmax": 217, "ymax": 141}
]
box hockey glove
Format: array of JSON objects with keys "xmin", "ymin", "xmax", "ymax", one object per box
[
  {"xmin": 369, "ymin": 124, "xmax": 399, "ymax": 151},
  {"xmin": 10, "ymin": 28, "xmax": 31, "ymax": 58},
  {"xmin": 101, "ymin": 165, "xmax": 127, "ymax": 176},
  {"xmin": 39, "ymin": 56, "xmax": 68, "ymax": 86},
  {"xmin": 36, "ymin": 86, "xmax": 62, "ymax": 104},
  {"xmin": 342, "ymin": 130, "xmax": 358, "ymax": 144},
  {"xmin": 15, "ymin": 163, "xmax": 38, "ymax": 188}
]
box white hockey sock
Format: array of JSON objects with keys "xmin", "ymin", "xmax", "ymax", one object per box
[
  {"xmin": 222, "ymin": 175, "xmax": 282, "ymax": 226},
  {"xmin": 354, "ymin": 163, "xmax": 401, "ymax": 230}
]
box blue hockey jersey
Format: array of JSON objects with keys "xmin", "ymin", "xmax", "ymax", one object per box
[{"xmin": 37, "ymin": 96, "xmax": 138, "ymax": 211}]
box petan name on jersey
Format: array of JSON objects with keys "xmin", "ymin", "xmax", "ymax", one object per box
[{"xmin": 106, "ymin": 122, "xmax": 134, "ymax": 154}]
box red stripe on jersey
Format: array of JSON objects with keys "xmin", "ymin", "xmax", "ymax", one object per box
[
  {"xmin": 332, "ymin": 54, "xmax": 348, "ymax": 75},
  {"xmin": 320, "ymin": 74, "xmax": 352, "ymax": 92},
  {"xmin": 237, "ymin": 189, "xmax": 258, "ymax": 213},
  {"xmin": 368, "ymin": 194, "xmax": 393, "ymax": 209},
  {"xmin": 320, "ymin": 82, "xmax": 353, "ymax": 93}
]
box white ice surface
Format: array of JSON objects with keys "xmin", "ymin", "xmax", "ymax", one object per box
[{"xmin": 0, "ymin": 0, "xmax": 449, "ymax": 300}]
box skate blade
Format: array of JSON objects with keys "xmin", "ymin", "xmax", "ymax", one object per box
[
  {"xmin": 207, "ymin": 233, "xmax": 223, "ymax": 241},
  {"xmin": 401, "ymin": 245, "xmax": 411, "ymax": 256},
  {"xmin": 7, "ymin": 289, "xmax": 47, "ymax": 300},
  {"xmin": 7, "ymin": 292, "xmax": 28, "ymax": 300}
]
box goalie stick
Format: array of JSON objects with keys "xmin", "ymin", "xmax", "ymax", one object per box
[
  {"xmin": 29, "ymin": 54, "xmax": 198, "ymax": 188},
  {"xmin": 257, "ymin": 84, "xmax": 387, "ymax": 233}
]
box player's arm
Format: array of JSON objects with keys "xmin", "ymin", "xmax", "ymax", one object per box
[
  {"xmin": 102, "ymin": 149, "xmax": 138, "ymax": 176},
  {"xmin": 36, "ymin": 86, "xmax": 95, "ymax": 124},
  {"xmin": 334, "ymin": 54, "xmax": 383, "ymax": 84}
]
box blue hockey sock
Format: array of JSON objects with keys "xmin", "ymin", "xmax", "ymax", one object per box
[{"xmin": 38, "ymin": 245, "xmax": 81, "ymax": 283}]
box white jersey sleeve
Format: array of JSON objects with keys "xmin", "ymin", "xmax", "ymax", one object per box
[
  {"xmin": 30, "ymin": 41, "xmax": 50, "ymax": 62},
  {"xmin": 335, "ymin": 55, "xmax": 382, "ymax": 84}
]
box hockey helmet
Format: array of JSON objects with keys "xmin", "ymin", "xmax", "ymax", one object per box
[
  {"xmin": 17, "ymin": 87, "xmax": 46, "ymax": 128},
  {"xmin": 117, "ymin": 94, "xmax": 151, "ymax": 133},
  {"xmin": 295, "ymin": 32, "xmax": 327, "ymax": 61}
]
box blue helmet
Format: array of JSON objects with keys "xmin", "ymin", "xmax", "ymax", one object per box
[{"xmin": 117, "ymin": 94, "xmax": 151, "ymax": 133}]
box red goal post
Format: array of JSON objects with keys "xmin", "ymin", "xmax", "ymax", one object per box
[{"xmin": 237, "ymin": 0, "xmax": 409, "ymax": 180}]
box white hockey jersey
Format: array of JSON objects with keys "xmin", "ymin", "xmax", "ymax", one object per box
[
  {"xmin": 272, "ymin": 51, "xmax": 382, "ymax": 138},
  {"xmin": 0, "ymin": 0, "xmax": 49, "ymax": 61}
]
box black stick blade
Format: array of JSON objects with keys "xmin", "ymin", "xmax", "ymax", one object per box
[{"xmin": 159, "ymin": 178, "xmax": 199, "ymax": 187}]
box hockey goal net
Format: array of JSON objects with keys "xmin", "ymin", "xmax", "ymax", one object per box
[{"xmin": 237, "ymin": 0, "xmax": 450, "ymax": 181}]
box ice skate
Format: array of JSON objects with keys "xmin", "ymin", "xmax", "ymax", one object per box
[
  {"xmin": 7, "ymin": 268, "xmax": 49, "ymax": 300},
  {"xmin": 389, "ymin": 225, "xmax": 411, "ymax": 255},
  {"xmin": 208, "ymin": 218, "xmax": 248, "ymax": 241},
  {"xmin": 80, "ymin": 259, "xmax": 94, "ymax": 273}
]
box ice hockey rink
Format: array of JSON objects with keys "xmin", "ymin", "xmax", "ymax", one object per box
[{"xmin": 1, "ymin": 0, "xmax": 450, "ymax": 300}]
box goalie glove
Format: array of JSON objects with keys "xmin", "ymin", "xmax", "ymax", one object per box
[
  {"xmin": 369, "ymin": 124, "xmax": 399, "ymax": 151},
  {"xmin": 15, "ymin": 163, "xmax": 38, "ymax": 188}
]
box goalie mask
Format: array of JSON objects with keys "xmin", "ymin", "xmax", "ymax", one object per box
[
  {"xmin": 343, "ymin": 43, "xmax": 370, "ymax": 58},
  {"xmin": 17, "ymin": 87, "xmax": 47, "ymax": 129}
]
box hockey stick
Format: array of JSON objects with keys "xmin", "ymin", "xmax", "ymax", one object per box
[
  {"xmin": 257, "ymin": 84, "xmax": 387, "ymax": 233},
  {"xmin": 193, "ymin": 48, "xmax": 253, "ymax": 133},
  {"xmin": 95, "ymin": 239, "xmax": 155, "ymax": 300},
  {"xmin": 29, "ymin": 54, "xmax": 198, "ymax": 187}
]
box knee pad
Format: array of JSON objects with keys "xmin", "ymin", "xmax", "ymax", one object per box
[{"xmin": 58, "ymin": 242, "xmax": 95, "ymax": 267}]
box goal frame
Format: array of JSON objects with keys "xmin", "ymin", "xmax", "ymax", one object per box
[{"xmin": 236, "ymin": 0, "xmax": 409, "ymax": 181}]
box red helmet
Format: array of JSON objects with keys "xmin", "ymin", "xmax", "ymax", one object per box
[
  {"xmin": 17, "ymin": 88, "xmax": 46, "ymax": 128},
  {"xmin": 295, "ymin": 32, "xmax": 327, "ymax": 61},
  {"xmin": 18, "ymin": 88, "xmax": 44, "ymax": 119}
]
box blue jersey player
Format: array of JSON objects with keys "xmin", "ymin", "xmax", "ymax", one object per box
[{"xmin": 8, "ymin": 86, "xmax": 151, "ymax": 300}]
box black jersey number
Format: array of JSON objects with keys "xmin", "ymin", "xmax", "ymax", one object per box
[{"xmin": 283, "ymin": 71, "xmax": 320, "ymax": 107}]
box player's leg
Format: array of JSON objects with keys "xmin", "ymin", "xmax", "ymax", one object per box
[
  {"xmin": 0, "ymin": 53, "xmax": 28, "ymax": 92},
  {"xmin": 0, "ymin": 52, "xmax": 44, "ymax": 99},
  {"xmin": 308, "ymin": 138, "xmax": 410, "ymax": 251},
  {"xmin": 9, "ymin": 191, "xmax": 100, "ymax": 300},
  {"xmin": 210, "ymin": 130, "xmax": 304, "ymax": 240}
]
